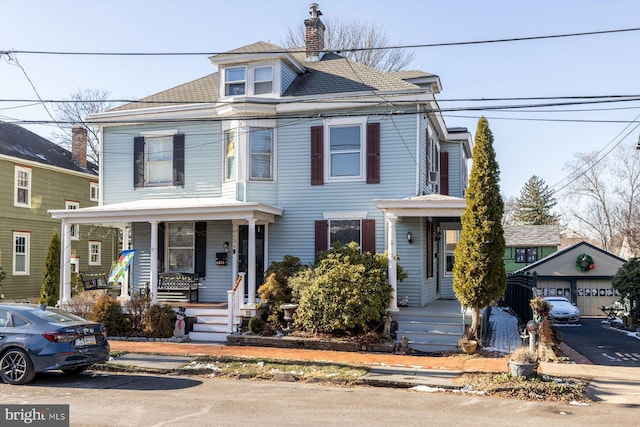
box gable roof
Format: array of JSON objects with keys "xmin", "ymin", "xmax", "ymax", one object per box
[
  {"xmin": 504, "ymin": 225, "xmax": 561, "ymax": 247},
  {"xmin": 0, "ymin": 122, "xmax": 98, "ymax": 175},
  {"xmin": 514, "ymin": 240, "xmax": 626, "ymax": 277}
]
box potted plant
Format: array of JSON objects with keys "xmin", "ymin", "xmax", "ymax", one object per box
[
  {"xmin": 508, "ymin": 347, "xmax": 538, "ymax": 377},
  {"xmin": 458, "ymin": 335, "xmax": 478, "ymax": 354}
]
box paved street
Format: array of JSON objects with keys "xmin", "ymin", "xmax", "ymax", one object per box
[{"xmin": 1, "ymin": 372, "xmax": 638, "ymax": 427}]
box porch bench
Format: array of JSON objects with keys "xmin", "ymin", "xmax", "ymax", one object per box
[
  {"xmin": 80, "ymin": 272, "xmax": 120, "ymax": 293},
  {"xmin": 157, "ymin": 273, "xmax": 199, "ymax": 303}
]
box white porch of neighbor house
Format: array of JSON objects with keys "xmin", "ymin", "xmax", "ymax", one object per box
[
  {"xmin": 375, "ymin": 194, "xmax": 470, "ymax": 352},
  {"xmin": 48, "ymin": 197, "xmax": 283, "ymax": 336}
]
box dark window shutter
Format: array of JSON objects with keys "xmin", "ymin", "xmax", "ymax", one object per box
[
  {"xmin": 310, "ymin": 126, "xmax": 324, "ymax": 185},
  {"xmin": 173, "ymin": 134, "xmax": 185, "ymax": 187},
  {"xmin": 194, "ymin": 221, "xmax": 207, "ymax": 277},
  {"xmin": 315, "ymin": 220, "xmax": 328, "ymax": 253},
  {"xmin": 361, "ymin": 219, "xmax": 375, "ymax": 253},
  {"xmin": 426, "ymin": 221, "xmax": 433, "ymax": 278},
  {"xmin": 439, "ymin": 151, "xmax": 449, "ymax": 195},
  {"xmin": 134, "ymin": 136, "xmax": 145, "ymax": 188},
  {"xmin": 366, "ymin": 123, "xmax": 380, "ymax": 184},
  {"xmin": 157, "ymin": 222, "xmax": 165, "ymax": 272}
]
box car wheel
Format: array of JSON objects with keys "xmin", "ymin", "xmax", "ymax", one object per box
[
  {"xmin": 0, "ymin": 348, "xmax": 36, "ymax": 385},
  {"xmin": 61, "ymin": 366, "xmax": 89, "ymax": 375}
]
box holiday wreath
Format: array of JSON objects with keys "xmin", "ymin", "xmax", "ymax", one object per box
[{"xmin": 576, "ymin": 253, "xmax": 595, "ymax": 272}]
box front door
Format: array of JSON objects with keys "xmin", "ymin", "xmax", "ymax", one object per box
[{"xmin": 238, "ymin": 224, "xmax": 265, "ymax": 297}]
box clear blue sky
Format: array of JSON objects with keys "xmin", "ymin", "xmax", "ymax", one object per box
[{"xmin": 2, "ymin": 0, "xmax": 640, "ymax": 199}]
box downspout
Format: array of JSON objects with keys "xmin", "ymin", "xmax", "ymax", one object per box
[{"xmin": 415, "ymin": 105, "xmax": 422, "ymax": 196}]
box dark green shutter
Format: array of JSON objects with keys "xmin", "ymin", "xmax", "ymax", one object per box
[
  {"xmin": 173, "ymin": 134, "xmax": 185, "ymax": 187},
  {"xmin": 195, "ymin": 222, "xmax": 207, "ymax": 277},
  {"xmin": 134, "ymin": 136, "xmax": 145, "ymax": 188}
]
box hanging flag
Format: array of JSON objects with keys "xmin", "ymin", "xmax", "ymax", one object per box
[{"xmin": 108, "ymin": 249, "xmax": 136, "ymax": 283}]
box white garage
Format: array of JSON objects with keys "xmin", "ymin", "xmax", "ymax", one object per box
[{"xmin": 514, "ymin": 241, "xmax": 625, "ymax": 317}]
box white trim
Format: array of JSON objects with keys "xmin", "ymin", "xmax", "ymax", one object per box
[
  {"xmin": 140, "ymin": 129, "xmax": 178, "ymax": 137},
  {"xmin": 1, "ymin": 154, "xmax": 97, "ymax": 180},
  {"xmin": 89, "ymin": 241, "xmax": 102, "ymax": 266},
  {"xmin": 219, "ymin": 60, "xmax": 282, "ymax": 100},
  {"xmin": 90, "ymin": 182, "xmax": 100, "ymax": 202},
  {"xmin": 323, "ymin": 116, "xmax": 367, "ymax": 183},
  {"xmin": 12, "ymin": 231, "xmax": 30, "ymax": 275},
  {"xmin": 14, "ymin": 165, "xmax": 31, "ymax": 208},
  {"xmin": 323, "ymin": 211, "xmax": 368, "ymax": 220},
  {"xmin": 70, "ymin": 257, "xmax": 80, "ymax": 273},
  {"xmin": 65, "ymin": 201, "xmax": 80, "ymax": 240}
]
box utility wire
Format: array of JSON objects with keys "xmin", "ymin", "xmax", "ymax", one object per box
[{"xmin": 3, "ymin": 27, "xmax": 639, "ymax": 56}]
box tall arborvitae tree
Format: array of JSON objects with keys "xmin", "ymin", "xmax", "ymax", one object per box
[
  {"xmin": 513, "ymin": 175, "xmax": 560, "ymax": 225},
  {"xmin": 453, "ymin": 116, "xmax": 506, "ymax": 340},
  {"xmin": 39, "ymin": 229, "xmax": 61, "ymax": 306}
]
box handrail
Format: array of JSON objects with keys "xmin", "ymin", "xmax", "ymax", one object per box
[{"xmin": 227, "ymin": 273, "xmax": 246, "ymax": 334}]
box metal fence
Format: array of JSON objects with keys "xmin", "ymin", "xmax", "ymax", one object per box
[{"xmin": 504, "ymin": 272, "xmax": 537, "ymax": 325}]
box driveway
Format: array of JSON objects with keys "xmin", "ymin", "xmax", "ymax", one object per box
[{"xmin": 556, "ymin": 318, "xmax": 640, "ymax": 366}]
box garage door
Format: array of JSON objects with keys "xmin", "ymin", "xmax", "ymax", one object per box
[
  {"xmin": 536, "ymin": 280, "xmax": 571, "ymax": 299},
  {"xmin": 577, "ymin": 279, "xmax": 619, "ymax": 317}
]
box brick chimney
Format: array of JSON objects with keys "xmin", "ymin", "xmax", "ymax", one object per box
[
  {"xmin": 304, "ymin": 3, "xmax": 325, "ymax": 62},
  {"xmin": 71, "ymin": 126, "xmax": 88, "ymax": 169}
]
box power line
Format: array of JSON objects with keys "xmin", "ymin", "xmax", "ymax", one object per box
[{"xmin": 3, "ymin": 27, "xmax": 639, "ymax": 56}]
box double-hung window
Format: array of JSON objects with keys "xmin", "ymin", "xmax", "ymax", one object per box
[
  {"xmin": 225, "ymin": 67, "xmax": 246, "ymax": 96},
  {"xmin": 134, "ymin": 133, "xmax": 185, "ymax": 188},
  {"xmin": 515, "ymin": 248, "xmax": 538, "ymax": 263},
  {"xmin": 13, "ymin": 231, "xmax": 30, "ymax": 275},
  {"xmin": 329, "ymin": 219, "xmax": 361, "ymax": 247},
  {"xmin": 90, "ymin": 182, "xmax": 99, "ymax": 201},
  {"xmin": 444, "ymin": 229, "xmax": 460, "ymax": 276},
  {"xmin": 315, "ymin": 216, "xmax": 375, "ymax": 254},
  {"xmin": 329, "ymin": 125, "xmax": 362, "ymax": 179},
  {"xmin": 66, "ymin": 201, "xmax": 80, "ymax": 240},
  {"xmin": 89, "ymin": 241, "xmax": 101, "ymax": 266},
  {"xmin": 250, "ymin": 128, "xmax": 273, "ymax": 180},
  {"xmin": 14, "ymin": 166, "xmax": 31, "ymax": 207},
  {"xmin": 145, "ymin": 136, "xmax": 173, "ymax": 186},
  {"xmin": 167, "ymin": 222, "xmax": 194, "ymax": 273},
  {"xmin": 253, "ymin": 66, "xmax": 273, "ymax": 95},
  {"xmin": 224, "ymin": 129, "xmax": 237, "ymax": 181}
]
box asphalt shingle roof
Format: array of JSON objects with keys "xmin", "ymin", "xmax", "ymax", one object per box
[
  {"xmin": 504, "ymin": 225, "xmax": 561, "ymax": 247},
  {"xmin": 0, "ymin": 122, "xmax": 98, "ymax": 175}
]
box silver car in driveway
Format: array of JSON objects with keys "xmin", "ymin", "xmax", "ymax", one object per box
[
  {"xmin": 544, "ymin": 296, "xmax": 581, "ymax": 324},
  {"xmin": 0, "ymin": 304, "xmax": 110, "ymax": 385}
]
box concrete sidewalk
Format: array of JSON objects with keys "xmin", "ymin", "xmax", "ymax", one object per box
[{"xmin": 105, "ymin": 340, "xmax": 640, "ymax": 405}]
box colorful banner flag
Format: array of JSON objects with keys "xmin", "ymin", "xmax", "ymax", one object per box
[{"xmin": 108, "ymin": 249, "xmax": 136, "ymax": 283}]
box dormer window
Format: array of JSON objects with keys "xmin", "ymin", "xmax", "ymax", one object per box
[
  {"xmin": 254, "ymin": 66, "xmax": 273, "ymax": 95},
  {"xmin": 225, "ymin": 67, "xmax": 246, "ymax": 96}
]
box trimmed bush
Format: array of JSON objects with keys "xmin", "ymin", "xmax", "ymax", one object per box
[
  {"xmin": 289, "ymin": 242, "xmax": 401, "ymax": 335},
  {"xmin": 143, "ymin": 304, "xmax": 176, "ymax": 338},
  {"xmin": 126, "ymin": 291, "xmax": 152, "ymax": 336},
  {"xmin": 91, "ymin": 294, "xmax": 129, "ymax": 336}
]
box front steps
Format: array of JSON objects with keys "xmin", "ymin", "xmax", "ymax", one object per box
[
  {"xmin": 184, "ymin": 307, "xmax": 229, "ymax": 342},
  {"xmin": 393, "ymin": 301, "xmax": 469, "ymax": 353}
]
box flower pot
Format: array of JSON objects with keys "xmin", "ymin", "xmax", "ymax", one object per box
[
  {"xmin": 460, "ymin": 340, "xmax": 478, "ymax": 354},
  {"xmin": 508, "ymin": 360, "xmax": 538, "ymax": 377}
]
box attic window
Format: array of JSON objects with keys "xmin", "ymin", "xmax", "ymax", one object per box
[
  {"xmin": 254, "ymin": 66, "xmax": 273, "ymax": 95},
  {"xmin": 225, "ymin": 67, "xmax": 246, "ymax": 96}
]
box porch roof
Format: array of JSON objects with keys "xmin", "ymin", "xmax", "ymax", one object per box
[
  {"xmin": 49, "ymin": 197, "xmax": 284, "ymax": 224},
  {"xmin": 374, "ymin": 194, "xmax": 466, "ymax": 217}
]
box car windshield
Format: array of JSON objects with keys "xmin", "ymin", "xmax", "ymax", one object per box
[{"xmin": 28, "ymin": 308, "xmax": 87, "ymax": 323}]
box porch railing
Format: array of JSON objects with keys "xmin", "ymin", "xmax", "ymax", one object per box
[{"xmin": 227, "ymin": 273, "xmax": 245, "ymax": 334}]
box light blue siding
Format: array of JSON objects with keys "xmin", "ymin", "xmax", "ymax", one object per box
[
  {"xmin": 280, "ymin": 63, "xmax": 297, "ymax": 94},
  {"xmin": 441, "ymin": 142, "xmax": 465, "ymax": 198},
  {"xmin": 102, "ymin": 122, "xmax": 223, "ymax": 204}
]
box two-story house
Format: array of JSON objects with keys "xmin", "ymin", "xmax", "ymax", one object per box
[
  {"xmin": 0, "ymin": 122, "xmax": 116, "ymax": 301},
  {"xmin": 503, "ymin": 225, "xmax": 561, "ymax": 273},
  {"xmin": 50, "ymin": 4, "xmax": 472, "ymax": 349}
]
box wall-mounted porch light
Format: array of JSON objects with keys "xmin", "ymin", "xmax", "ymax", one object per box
[{"xmin": 407, "ymin": 231, "xmax": 413, "ymax": 244}]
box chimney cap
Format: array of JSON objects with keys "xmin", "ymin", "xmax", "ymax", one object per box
[{"xmin": 309, "ymin": 3, "xmax": 322, "ymax": 17}]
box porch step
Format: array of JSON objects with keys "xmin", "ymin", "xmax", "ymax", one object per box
[
  {"xmin": 188, "ymin": 331, "xmax": 229, "ymax": 342},
  {"xmin": 396, "ymin": 320, "xmax": 463, "ymax": 334},
  {"xmin": 185, "ymin": 307, "xmax": 227, "ymax": 317}
]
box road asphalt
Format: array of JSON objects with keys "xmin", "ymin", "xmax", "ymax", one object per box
[{"xmin": 104, "ymin": 339, "xmax": 640, "ymax": 406}]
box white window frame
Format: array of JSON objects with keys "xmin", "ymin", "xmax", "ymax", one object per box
[
  {"xmin": 166, "ymin": 222, "xmax": 195, "ymax": 273},
  {"xmin": 144, "ymin": 135, "xmax": 173, "ymax": 186},
  {"xmin": 253, "ymin": 65, "xmax": 273, "ymax": 95},
  {"xmin": 70, "ymin": 257, "xmax": 80, "ymax": 273},
  {"xmin": 444, "ymin": 229, "xmax": 460, "ymax": 277},
  {"xmin": 89, "ymin": 241, "xmax": 102, "ymax": 266},
  {"xmin": 90, "ymin": 182, "xmax": 99, "ymax": 202},
  {"xmin": 249, "ymin": 127, "xmax": 273, "ymax": 181},
  {"xmin": 224, "ymin": 66, "xmax": 247, "ymax": 96},
  {"xmin": 14, "ymin": 165, "xmax": 31, "ymax": 208},
  {"xmin": 66, "ymin": 201, "xmax": 80, "ymax": 240},
  {"xmin": 324, "ymin": 117, "xmax": 367, "ymax": 182},
  {"xmin": 13, "ymin": 231, "xmax": 30, "ymax": 275},
  {"xmin": 224, "ymin": 129, "xmax": 237, "ymax": 181}
]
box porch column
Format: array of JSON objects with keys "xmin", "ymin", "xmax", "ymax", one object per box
[
  {"xmin": 231, "ymin": 221, "xmax": 239, "ymax": 287},
  {"xmin": 247, "ymin": 218, "xmax": 257, "ymax": 308},
  {"xmin": 386, "ymin": 214, "xmax": 399, "ymax": 312},
  {"xmin": 118, "ymin": 226, "xmax": 130, "ymax": 301},
  {"xmin": 60, "ymin": 220, "xmax": 73, "ymax": 306},
  {"xmin": 263, "ymin": 223, "xmax": 269, "ymax": 278},
  {"xmin": 149, "ymin": 220, "xmax": 159, "ymax": 304}
]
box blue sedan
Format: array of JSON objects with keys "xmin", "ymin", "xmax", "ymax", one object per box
[{"xmin": 0, "ymin": 303, "xmax": 110, "ymax": 385}]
